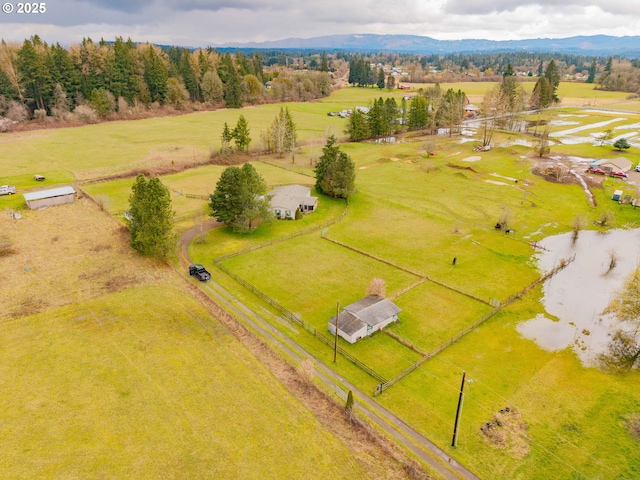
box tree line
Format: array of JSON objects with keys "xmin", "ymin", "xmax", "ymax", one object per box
[
  {"xmin": 345, "ymin": 85, "xmax": 467, "ymax": 141},
  {"xmin": 0, "ymin": 36, "xmax": 332, "ymax": 125}
]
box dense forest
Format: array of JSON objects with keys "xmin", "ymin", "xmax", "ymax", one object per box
[{"xmin": 0, "ymin": 36, "xmax": 332, "ymax": 128}]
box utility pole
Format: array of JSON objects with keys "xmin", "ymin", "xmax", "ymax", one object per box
[
  {"xmin": 333, "ymin": 301, "xmax": 340, "ymax": 363},
  {"xmin": 451, "ymin": 371, "xmax": 466, "ymax": 447}
]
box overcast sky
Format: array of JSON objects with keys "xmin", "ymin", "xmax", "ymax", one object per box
[{"xmin": 0, "ymin": 0, "xmax": 638, "ymax": 47}]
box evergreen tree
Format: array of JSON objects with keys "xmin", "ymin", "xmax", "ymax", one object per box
[
  {"xmin": 537, "ymin": 60, "xmax": 544, "ymax": 77},
  {"xmin": 544, "ymin": 60, "xmax": 560, "ymax": 103},
  {"xmin": 320, "ymin": 52, "xmax": 329, "ymax": 72},
  {"xmin": 220, "ymin": 122, "xmax": 233, "ymax": 153},
  {"xmin": 17, "ymin": 36, "xmax": 52, "ymax": 111},
  {"xmin": 224, "ymin": 65, "xmax": 242, "ymax": 108},
  {"xmin": 587, "ymin": 59, "xmax": 597, "ymax": 84},
  {"xmin": 384, "ymin": 97, "xmax": 399, "ymax": 135},
  {"xmin": 232, "ymin": 115, "xmax": 251, "ymax": 152},
  {"xmin": 180, "ymin": 51, "xmax": 198, "ymax": 101},
  {"xmin": 128, "ymin": 174, "xmax": 177, "ymax": 261},
  {"xmin": 408, "ymin": 95, "xmax": 429, "ymax": 130},
  {"xmin": 503, "ymin": 62, "xmax": 515, "ymax": 77},
  {"xmin": 605, "ymin": 57, "xmax": 613, "ymax": 74},
  {"xmin": 376, "ymin": 68, "xmax": 385, "ymax": 89},
  {"xmin": 209, "ymin": 163, "xmax": 272, "ymax": 232},
  {"xmin": 143, "ymin": 45, "xmax": 168, "ymax": 103},
  {"xmin": 314, "ymin": 135, "xmax": 356, "ymax": 199},
  {"xmin": 530, "ymin": 76, "xmax": 552, "ymax": 109},
  {"xmin": 345, "ymin": 109, "xmax": 370, "ymax": 141}
]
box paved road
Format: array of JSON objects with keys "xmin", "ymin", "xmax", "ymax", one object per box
[{"xmin": 180, "ymin": 222, "xmax": 480, "ymax": 480}]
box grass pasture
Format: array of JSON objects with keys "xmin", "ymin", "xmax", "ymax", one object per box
[
  {"xmin": 4, "ymin": 84, "xmax": 640, "ymax": 480},
  {"xmin": 0, "ymin": 285, "xmax": 368, "ymax": 479}
]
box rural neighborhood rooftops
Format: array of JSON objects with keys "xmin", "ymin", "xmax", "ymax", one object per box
[{"xmin": 23, "ymin": 186, "xmax": 76, "ymax": 201}]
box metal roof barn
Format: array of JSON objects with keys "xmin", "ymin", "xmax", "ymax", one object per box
[{"xmin": 23, "ymin": 186, "xmax": 76, "ymax": 209}]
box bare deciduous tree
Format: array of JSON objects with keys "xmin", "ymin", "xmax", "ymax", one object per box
[{"xmin": 366, "ymin": 277, "xmax": 387, "ymax": 297}]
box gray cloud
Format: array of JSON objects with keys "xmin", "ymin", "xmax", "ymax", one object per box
[{"xmin": 0, "ymin": 0, "xmax": 637, "ymax": 47}]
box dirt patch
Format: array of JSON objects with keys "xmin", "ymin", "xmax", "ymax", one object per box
[
  {"xmin": 0, "ymin": 199, "xmax": 166, "ymax": 320},
  {"xmin": 625, "ymin": 414, "xmax": 640, "ymax": 441},
  {"xmin": 448, "ymin": 163, "xmax": 479, "ymax": 173},
  {"xmin": 462, "ymin": 156, "xmax": 481, "ymax": 162},
  {"xmin": 480, "ymin": 408, "xmax": 529, "ymax": 458}
]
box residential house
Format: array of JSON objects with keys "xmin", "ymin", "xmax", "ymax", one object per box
[
  {"xmin": 328, "ymin": 295, "xmax": 401, "ymax": 344},
  {"xmin": 594, "ymin": 157, "xmax": 632, "ymax": 174},
  {"xmin": 268, "ymin": 184, "xmax": 318, "ymax": 220}
]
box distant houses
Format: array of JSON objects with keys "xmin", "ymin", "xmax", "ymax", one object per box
[
  {"xmin": 268, "ymin": 184, "xmax": 318, "ymax": 220},
  {"xmin": 328, "ymin": 295, "xmax": 401, "ymax": 344}
]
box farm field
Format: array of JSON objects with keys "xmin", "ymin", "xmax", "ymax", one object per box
[
  {"xmin": 0, "ymin": 195, "xmax": 421, "ymax": 479},
  {"xmin": 3, "ymin": 83, "xmax": 640, "ymax": 479}
]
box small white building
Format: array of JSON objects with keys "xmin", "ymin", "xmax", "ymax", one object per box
[
  {"xmin": 268, "ymin": 184, "xmax": 318, "ymax": 220},
  {"xmin": 23, "ymin": 186, "xmax": 76, "ymax": 210},
  {"xmin": 328, "ymin": 295, "xmax": 401, "ymax": 344}
]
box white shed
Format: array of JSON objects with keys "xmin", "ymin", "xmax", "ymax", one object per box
[{"xmin": 23, "ymin": 186, "xmax": 76, "ymax": 210}]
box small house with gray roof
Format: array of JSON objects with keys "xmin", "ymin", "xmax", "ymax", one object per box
[
  {"xmin": 268, "ymin": 184, "xmax": 318, "ymax": 220},
  {"xmin": 328, "ymin": 295, "xmax": 401, "ymax": 344}
]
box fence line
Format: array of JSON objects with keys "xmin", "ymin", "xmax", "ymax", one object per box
[
  {"xmin": 214, "ymin": 200, "xmax": 349, "ymax": 263},
  {"xmin": 214, "ymin": 261, "xmax": 387, "ymax": 384},
  {"xmin": 374, "ymin": 255, "xmax": 575, "ymax": 395},
  {"xmin": 321, "ymin": 235, "xmax": 492, "ymax": 306}
]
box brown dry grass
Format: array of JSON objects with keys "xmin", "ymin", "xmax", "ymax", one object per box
[
  {"xmin": 480, "ymin": 408, "xmax": 530, "ymax": 459},
  {"xmin": 0, "ymin": 198, "xmax": 168, "ymax": 320},
  {"xmin": 185, "ymin": 283, "xmax": 432, "ymax": 480},
  {"xmin": 77, "ymin": 146, "xmax": 213, "ymax": 182},
  {"xmin": 625, "ymin": 414, "xmax": 640, "ymax": 441}
]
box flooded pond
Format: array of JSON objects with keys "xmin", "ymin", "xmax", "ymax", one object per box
[{"xmin": 517, "ymin": 228, "xmax": 640, "ymax": 365}]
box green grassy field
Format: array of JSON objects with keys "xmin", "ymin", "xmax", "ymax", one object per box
[
  {"xmin": 0, "ymin": 285, "xmax": 368, "ymax": 478},
  {"xmin": 3, "ymin": 83, "xmax": 640, "ymax": 480}
]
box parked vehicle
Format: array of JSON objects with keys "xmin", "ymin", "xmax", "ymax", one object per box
[
  {"xmin": 586, "ymin": 167, "xmax": 606, "ymax": 175},
  {"xmin": 635, "ymin": 165, "xmax": 640, "ymax": 172},
  {"xmin": 609, "ymin": 171, "xmax": 628, "ymax": 179},
  {"xmin": 189, "ymin": 264, "xmax": 211, "ymax": 281},
  {"xmin": 34, "ymin": 174, "xmax": 45, "ymax": 181},
  {"xmin": 0, "ymin": 185, "xmax": 16, "ymax": 195}
]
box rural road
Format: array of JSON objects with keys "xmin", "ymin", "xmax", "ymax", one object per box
[{"xmin": 180, "ymin": 222, "xmax": 480, "ymax": 480}]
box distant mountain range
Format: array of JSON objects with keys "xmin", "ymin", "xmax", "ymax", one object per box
[{"xmin": 216, "ymin": 34, "xmax": 640, "ymax": 57}]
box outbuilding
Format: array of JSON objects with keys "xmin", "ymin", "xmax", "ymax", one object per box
[
  {"xmin": 594, "ymin": 157, "xmax": 632, "ymax": 174},
  {"xmin": 23, "ymin": 186, "xmax": 76, "ymax": 209},
  {"xmin": 328, "ymin": 295, "xmax": 401, "ymax": 344}
]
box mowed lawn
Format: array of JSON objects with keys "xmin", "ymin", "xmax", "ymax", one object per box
[{"xmin": 0, "ymin": 285, "xmax": 368, "ymax": 479}]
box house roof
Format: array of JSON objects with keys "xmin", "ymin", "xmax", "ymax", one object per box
[
  {"xmin": 343, "ymin": 295, "xmax": 401, "ymax": 327},
  {"xmin": 595, "ymin": 157, "xmax": 632, "ymax": 171},
  {"xmin": 329, "ymin": 311, "xmax": 366, "ymax": 336},
  {"xmin": 268, "ymin": 184, "xmax": 317, "ymax": 212},
  {"xmin": 23, "ymin": 186, "xmax": 76, "ymax": 201}
]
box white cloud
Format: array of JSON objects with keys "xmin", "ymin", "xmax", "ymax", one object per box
[{"xmin": 0, "ymin": 0, "xmax": 637, "ymax": 46}]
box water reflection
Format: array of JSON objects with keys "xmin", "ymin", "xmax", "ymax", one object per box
[{"xmin": 517, "ymin": 229, "xmax": 640, "ymax": 365}]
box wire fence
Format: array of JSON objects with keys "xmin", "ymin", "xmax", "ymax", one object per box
[
  {"xmin": 214, "ymin": 261, "xmax": 387, "ymax": 384},
  {"xmin": 214, "ymin": 200, "xmax": 349, "ymax": 263},
  {"xmin": 374, "ymin": 255, "xmax": 576, "ymax": 395}
]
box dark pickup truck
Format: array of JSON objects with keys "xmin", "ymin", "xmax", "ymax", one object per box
[{"xmin": 189, "ymin": 264, "xmax": 211, "ymax": 281}]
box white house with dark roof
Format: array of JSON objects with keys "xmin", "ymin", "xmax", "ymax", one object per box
[
  {"xmin": 328, "ymin": 295, "xmax": 401, "ymax": 344},
  {"xmin": 268, "ymin": 184, "xmax": 318, "ymax": 220}
]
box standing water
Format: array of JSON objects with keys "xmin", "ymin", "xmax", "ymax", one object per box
[{"xmin": 517, "ymin": 228, "xmax": 640, "ymax": 365}]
